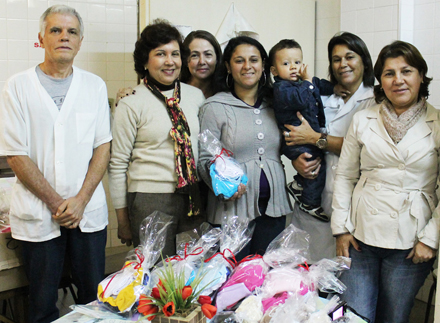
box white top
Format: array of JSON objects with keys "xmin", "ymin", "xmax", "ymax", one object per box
[
  {"xmin": 0, "ymin": 66, "xmax": 112, "ymax": 242},
  {"xmin": 321, "ymin": 83, "xmax": 375, "ymax": 215},
  {"xmin": 331, "ymin": 103, "xmax": 440, "ymax": 249}
]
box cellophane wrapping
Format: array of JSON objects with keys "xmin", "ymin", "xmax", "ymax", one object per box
[
  {"xmin": 97, "ymin": 211, "xmax": 173, "ymax": 313},
  {"xmin": 199, "ymin": 129, "xmax": 248, "ymax": 199},
  {"xmin": 149, "ymin": 223, "xmax": 222, "ymax": 293},
  {"xmin": 199, "ymin": 216, "xmax": 255, "ymax": 296}
]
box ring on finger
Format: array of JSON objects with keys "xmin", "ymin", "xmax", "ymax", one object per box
[
  {"xmin": 284, "ymin": 131, "xmax": 290, "ymax": 137},
  {"xmin": 311, "ymin": 171, "xmax": 315, "ymax": 176},
  {"xmin": 301, "ymin": 117, "xmax": 305, "ymax": 121}
]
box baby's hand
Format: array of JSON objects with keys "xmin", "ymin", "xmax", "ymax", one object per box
[
  {"xmin": 115, "ymin": 87, "xmax": 135, "ymax": 107},
  {"xmin": 334, "ymin": 84, "xmax": 351, "ymax": 98},
  {"xmin": 298, "ymin": 64, "xmax": 313, "ymax": 83}
]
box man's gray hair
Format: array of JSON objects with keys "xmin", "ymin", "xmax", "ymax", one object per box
[{"xmin": 39, "ymin": 5, "xmax": 84, "ymax": 38}]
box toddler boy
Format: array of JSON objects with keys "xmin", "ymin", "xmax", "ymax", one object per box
[{"xmin": 269, "ymin": 39, "xmax": 338, "ymax": 222}]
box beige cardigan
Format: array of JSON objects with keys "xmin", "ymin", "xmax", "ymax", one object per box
[
  {"xmin": 109, "ymin": 83, "xmax": 205, "ymax": 209},
  {"xmin": 331, "ymin": 103, "xmax": 440, "ymax": 250}
]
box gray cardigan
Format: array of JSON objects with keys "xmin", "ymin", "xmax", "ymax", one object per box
[{"xmin": 198, "ymin": 92, "xmax": 293, "ymax": 224}]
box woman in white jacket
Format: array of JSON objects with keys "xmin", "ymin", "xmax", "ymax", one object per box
[{"xmin": 332, "ymin": 41, "xmax": 439, "ymax": 323}]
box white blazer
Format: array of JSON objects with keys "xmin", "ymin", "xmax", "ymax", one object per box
[{"xmin": 331, "ymin": 103, "xmax": 440, "ymax": 250}]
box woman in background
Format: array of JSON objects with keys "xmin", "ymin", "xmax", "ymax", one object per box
[
  {"xmin": 109, "ymin": 19, "xmax": 206, "ymax": 256},
  {"xmin": 198, "ymin": 36, "xmax": 292, "ymax": 257},
  {"xmin": 180, "ymin": 30, "xmax": 222, "ymax": 98},
  {"xmin": 284, "ymin": 32, "xmax": 376, "ymax": 262},
  {"xmin": 332, "ymin": 40, "xmax": 438, "ymax": 322}
]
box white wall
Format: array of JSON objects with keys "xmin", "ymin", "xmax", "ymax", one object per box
[
  {"xmin": 315, "ymin": 0, "xmax": 341, "ymax": 79},
  {"xmin": 0, "ymin": 0, "xmax": 138, "ymax": 106},
  {"xmin": 412, "ymin": 0, "xmax": 440, "ymax": 109},
  {"xmin": 140, "ymin": 0, "xmax": 316, "ymax": 73},
  {"xmin": 338, "ymin": 0, "xmax": 440, "ymax": 109},
  {"xmin": 340, "ymin": 0, "xmax": 399, "ymax": 65}
]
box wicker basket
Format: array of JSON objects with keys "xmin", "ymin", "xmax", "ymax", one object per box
[{"xmin": 151, "ymin": 307, "xmax": 206, "ymax": 323}]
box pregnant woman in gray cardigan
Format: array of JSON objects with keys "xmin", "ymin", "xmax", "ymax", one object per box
[{"xmin": 198, "ymin": 36, "xmax": 292, "ymax": 258}]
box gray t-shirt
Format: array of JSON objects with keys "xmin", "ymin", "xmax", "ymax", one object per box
[{"xmin": 36, "ymin": 65, "xmax": 73, "ymax": 110}]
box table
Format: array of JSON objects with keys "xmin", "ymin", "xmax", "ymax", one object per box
[
  {"xmin": 0, "ymin": 241, "xmax": 130, "ymax": 323},
  {"xmin": 0, "ymin": 232, "xmax": 27, "ymax": 323}
]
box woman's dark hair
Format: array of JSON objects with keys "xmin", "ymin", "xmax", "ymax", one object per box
[
  {"xmin": 327, "ymin": 32, "xmax": 374, "ymax": 86},
  {"xmin": 180, "ymin": 30, "xmax": 222, "ymax": 85},
  {"xmin": 268, "ymin": 39, "xmax": 302, "ymax": 67},
  {"xmin": 215, "ymin": 36, "xmax": 272, "ymax": 98},
  {"xmin": 133, "ymin": 19, "xmax": 183, "ymax": 79},
  {"xmin": 373, "ymin": 40, "xmax": 432, "ymax": 103}
]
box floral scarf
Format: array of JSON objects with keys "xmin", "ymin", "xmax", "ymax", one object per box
[
  {"xmin": 144, "ymin": 78, "xmax": 201, "ymax": 217},
  {"xmin": 380, "ymin": 98, "xmax": 427, "ymax": 144}
]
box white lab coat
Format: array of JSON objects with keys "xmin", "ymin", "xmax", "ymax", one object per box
[
  {"xmin": 332, "ymin": 103, "xmax": 440, "ymax": 250},
  {"xmin": 289, "ymin": 84, "xmax": 375, "ymax": 262},
  {"xmin": 0, "ymin": 66, "xmax": 112, "ymax": 242},
  {"xmin": 321, "ymin": 83, "xmax": 375, "ymax": 215}
]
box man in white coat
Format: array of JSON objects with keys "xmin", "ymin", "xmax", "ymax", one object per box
[{"xmin": 0, "ymin": 5, "xmax": 111, "ymax": 323}]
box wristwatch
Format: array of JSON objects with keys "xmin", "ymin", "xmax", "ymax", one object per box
[{"xmin": 316, "ymin": 133, "xmax": 328, "ymax": 149}]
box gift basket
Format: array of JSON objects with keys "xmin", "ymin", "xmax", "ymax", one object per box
[
  {"xmin": 199, "ymin": 129, "xmax": 248, "ymax": 199},
  {"xmin": 198, "ymin": 215, "xmax": 255, "ymax": 299},
  {"xmin": 169, "ymin": 223, "xmax": 222, "ymax": 287},
  {"xmin": 97, "ymin": 211, "xmax": 173, "ymax": 313},
  {"xmin": 147, "ymin": 223, "xmax": 222, "ymax": 299},
  {"xmin": 215, "ymin": 254, "xmax": 269, "ymax": 312},
  {"xmin": 212, "ymin": 217, "xmax": 271, "ymax": 313}
]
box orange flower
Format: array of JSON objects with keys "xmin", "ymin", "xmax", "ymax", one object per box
[
  {"xmin": 144, "ymin": 306, "xmax": 159, "ymax": 321},
  {"xmin": 151, "ymin": 287, "xmax": 161, "ymax": 299},
  {"xmin": 201, "ymin": 304, "xmax": 217, "ymax": 319},
  {"xmin": 181, "ymin": 286, "xmax": 192, "ymax": 300},
  {"xmin": 138, "ymin": 295, "xmax": 152, "ymax": 313},
  {"xmin": 197, "ymin": 295, "xmax": 212, "ymax": 305},
  {"xmin": 138, "ymin": 295, "xmax": 159, "ymax": 319},
  {"xmin": 163, "ymin": 301, "xmax": 175, "ymax": 317},
  {"xmin": 138, "ymin": 294, "xmax": 150, "ymax": 303}
]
